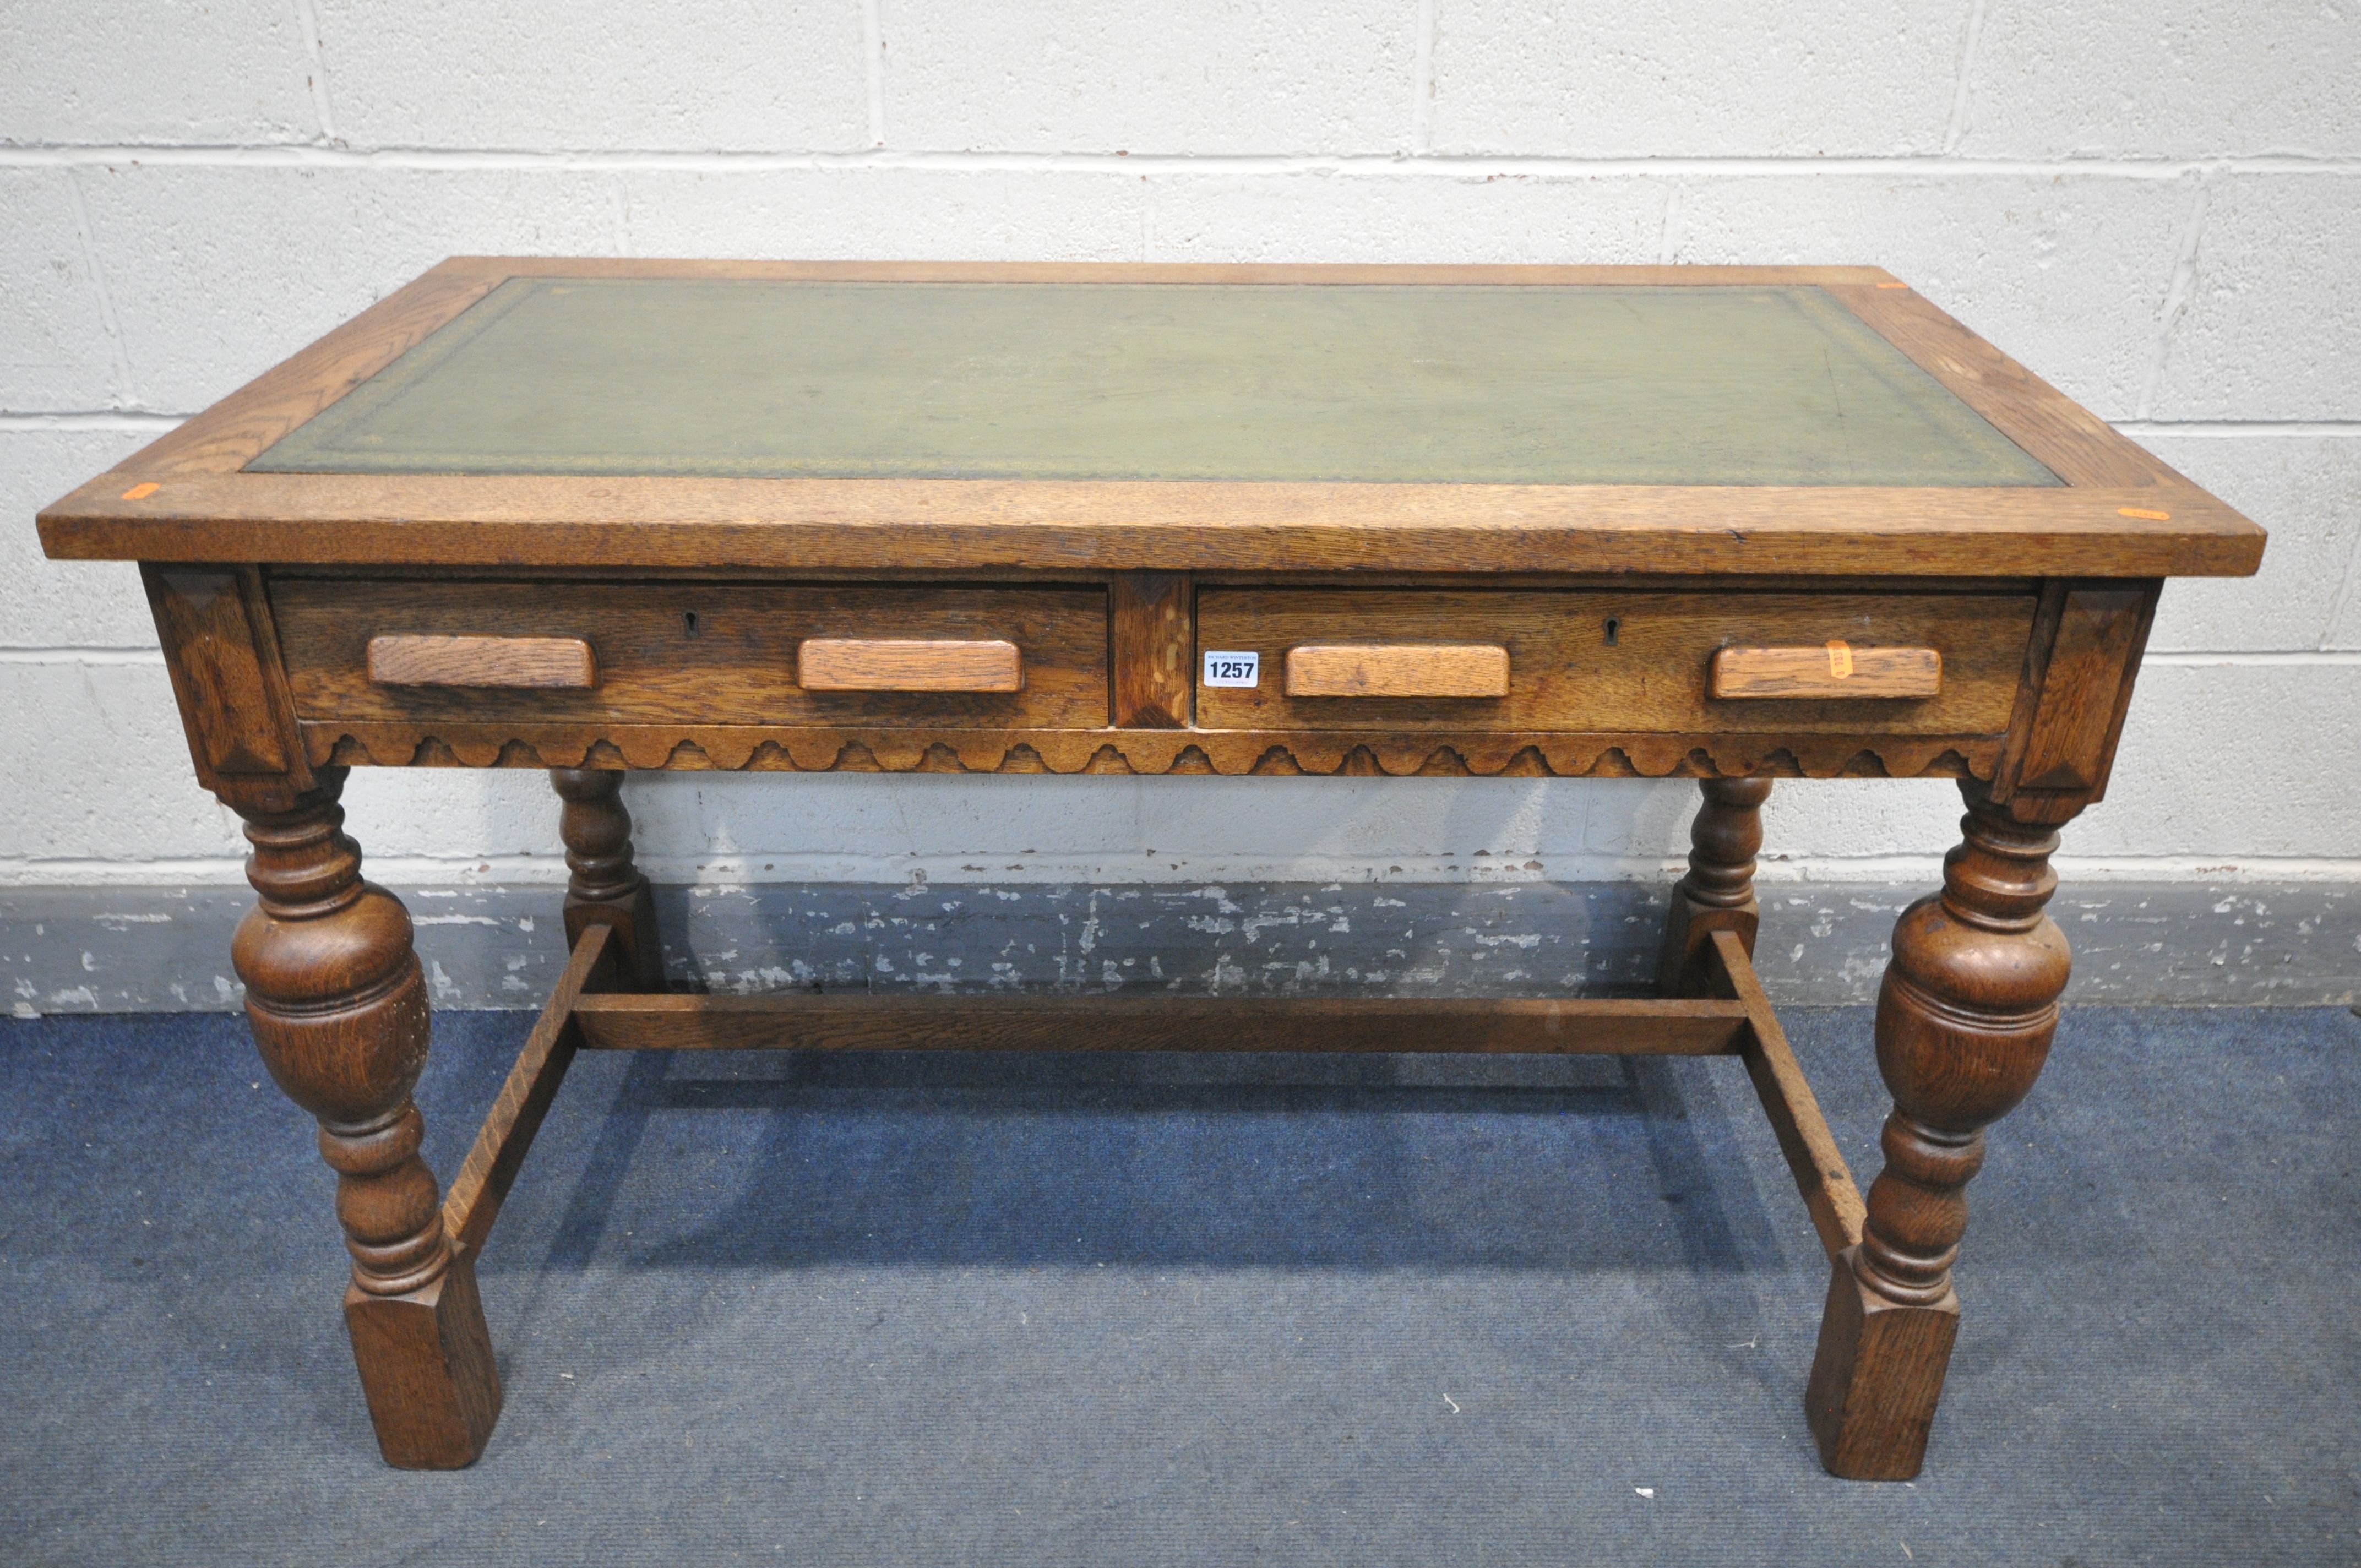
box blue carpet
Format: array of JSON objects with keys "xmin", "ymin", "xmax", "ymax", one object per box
[{"xmin": 2, "ymin": 1005, "xmax": 2357, "ymax": 1565}]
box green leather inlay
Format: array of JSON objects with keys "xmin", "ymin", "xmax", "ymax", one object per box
[{"xmin": 249, "ymin": 278, "xmax": 2059, "ymax": 487}]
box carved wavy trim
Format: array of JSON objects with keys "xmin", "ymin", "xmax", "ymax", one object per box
[{"xmin": 305, "ymin": 725, "xmax": 2000, "ymax": 780}]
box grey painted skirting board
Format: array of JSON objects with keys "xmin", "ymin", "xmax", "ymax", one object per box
[{"xmin": 6, "ymin": 879, "xmax": 2355, "ymax": 1016}]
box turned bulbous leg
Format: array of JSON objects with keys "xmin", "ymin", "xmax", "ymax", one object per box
[
  {"xmin": 551, "ymin": 767, "xmax": 662, "ymax": 989},
  {"xmin": 1806, "ymin": 778, "xmax": 2075, "ymax": 1479},
  {"xmin": 1660, "ymin": 777, "xmax": 1773, "ymax": 995},
  {"xmin": 232, "ymin": 768, "xmax": 499, "ymax": 1468}
]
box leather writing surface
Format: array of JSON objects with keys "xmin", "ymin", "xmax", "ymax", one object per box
[{"xmin": 250, "ymin": 278, "xmax": 2059, "ymax": 488}]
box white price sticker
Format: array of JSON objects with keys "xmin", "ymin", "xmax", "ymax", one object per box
[{"xmin": 1201, "ymin": 650, "xmax": 1261, "ymax": 688}]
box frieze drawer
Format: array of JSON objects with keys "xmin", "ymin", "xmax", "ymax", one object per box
[
  {"xmin": 272, "ymin": 578, "xmax": 1111, "ymax": 729},
  {"xmin": 1194, "ymin": 587, "xmax": 2036, "ymax": 734}
]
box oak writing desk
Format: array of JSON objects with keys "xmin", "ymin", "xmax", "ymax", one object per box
[{"xmin": 37, "ymin": 260, "xmax": 2265, "ymax": 1478}]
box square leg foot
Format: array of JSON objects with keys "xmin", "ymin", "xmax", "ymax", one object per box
[
  {"xmin": 344, "ymin": 1256, "xmax": 503, "ymax": 1469},
  {"xmin": 567, "ymin": 881, "xmax": 661, "ymax": 992},
  {"xmin": 1804, "ymin": 1245, "xmax": 1959, "ymax": 1480}
]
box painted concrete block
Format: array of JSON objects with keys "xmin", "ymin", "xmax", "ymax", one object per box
[
  {"xmin": 1559, "ymin": 775, "xmax": 1963, "ymax": 878},
  {"xmin": 624, "ymin": 771, "xmax": 1150, "ymax": 880},
  {"xmin": 2150, "ymin": 175, "xmax": 2361, "ymax": 422},
  {"xmin": 2081, "ymin": 662, "xmax": 2361, "ymax": 861},
  {"xmin": 8, "ymin": 877, "xmax": 2354, "ymax": 1014},
  {"xmin": 0, "ymin": 0, "xmax": 319, "ymax": 146},
  {"xmin": 0, "ymin": 170, "xmax": 121, "ymax": 410},
  {"xmin": 313, "ymin": 767, "xmax": 1975, "ymax": 890},
  {"xmin": 1133, "ymin": 776, "xmax": 1580, "ymax": 873},
  {"xmin": 1957, "ymin": 1, "xmax": 2361, "ymax": 159},
  {"xmin": 616, "ymin": 167, "xmax": 1151, "ymax": 262},
  {"xmin": 1674, "ymin": 172, "xmax": 2190, "ymax": 419},
  {"xmin": 336, "ymin": 766, "xmax": 573, "ymax": 870},
  {"xmin": 0, "ymin": 756, "xmax": 578, "ymax": 884},
  {"xmin": 74, "ymin": 165, "xmax": 619, "ymax": 411},
  {"xmin": 3, "ymin": 0, "xmax": 2355, "ymax": 915},
  {"xmin": 2140, "ymin": 434, "xmax": 2361, "ymax": 652},
  {"xmin": 586, "ymin": 771, "xmax": 1968, "ymax": 887},
  {"xmin": 575, "ymin": 769, "xmax": 1972, "ymax": 888},
  {"xmin": 316, "ymin": 0, "xmax": 868, "ymax": 151},
  {"xmin": 2331, "ymin": 562, "xmax": 2361, "ymax": 652},
  {"xmin": 1749, "ymin": 778, "xmax": 1971, "ymax": 874},
  {"xmin": 3, "ymin": 884, "xmax": 263, "ymax": 1013},
  {"xmin": 886, "ymin": 0, "xmax": 1415, "ymax": 154},
  {"xmin": 1140, "ymin": 170, "xmax": 1661, "ymax": 263},
  {"xmin": 0, "ymin": 662, "xmax": 241, "ymax": 864},
  {"xmin": 610, "ymin": 773, "xmax": 1575, "ymax": 886},
  {"xmin": 1429, "ymin": 0, "xmax": 1960, "ymax": 155},
  {"xmin": 1574, "ymin": 775, "xmax": 1966, "ymax": 880},
  {"xmin": 0, "ymin": 427, "xmax": 160, "ymax": 648}
]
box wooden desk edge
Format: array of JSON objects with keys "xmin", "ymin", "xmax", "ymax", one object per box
[
  {"xmin": 39, "ymin": 486, "xmax": 2266, "ymax": 579},
  {"xmin": 32, "ymin": 258, "xmax": 2261, "ymax": 585}
]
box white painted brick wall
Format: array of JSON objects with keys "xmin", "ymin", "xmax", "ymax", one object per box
[
  {"xmin": 0, "ymin": 1, "xmax": 321, "ymax": 147},
  {"xmin": 315, "ymin": 1, "xmax": 871, "ymax": 152},
  {"xmin": 2141, "ymin": 436, "xmax": 2361, "ymax": 652},
  {"xmin": 1956, "ymin": 2, "xmax": 2361, "ymax": 159},
  {"xmin": 3, "ymin": 2, "xmax": 2357, "ymax": 895},
  {"xmin": 889, "ymin": 2, "xmax": 1419, "ymax": 154},
  {"xmin": 1671, "ymin": 172, "xmax": 2195, "ymax": 415},
  {"xmin": 2148, "ymin": 174, "xmax": 2361, "ymax": 421},
  {"xmin": 0, "ymin": 171, "xmax": 119, "ymax": 408},
  {"xmin": 1429, "ymin": 1, "xmax": 1966, "ymax": 156}
]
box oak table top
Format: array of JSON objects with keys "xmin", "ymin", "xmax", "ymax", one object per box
[
  {"xmin": 39, "ymin": 258, "xmax": 2261, "ymax": 579},
  {"xmin": 34, "ymin": 258, "xmax": 2265, "ymax": 1483}
]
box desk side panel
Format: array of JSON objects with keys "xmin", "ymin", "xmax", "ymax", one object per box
[{"xmin": 141, "ymin": 563, "xmax": 316, "ymax": 814}]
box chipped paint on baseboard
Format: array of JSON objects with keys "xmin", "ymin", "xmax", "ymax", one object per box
[{"xmin": 2, "ymin": 880, "xmax": 2354, "ymax": 1016}]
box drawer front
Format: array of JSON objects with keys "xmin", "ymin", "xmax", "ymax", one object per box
[
  {"xmin": 1195, "ymin": 588, "xmax": 2036, "ymax": 734},
  {"xmin": 274, "ymin": 579, "xmax": 1110, "ymax": 728}
]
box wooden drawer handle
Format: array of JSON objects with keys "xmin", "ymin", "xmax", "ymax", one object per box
[
  {"xmin": 367, "ymin": 634, "xmax": 595, "ymax": 689},
  {"xmin": 1284, "ymin": 643, "xmax": 1510, "ymax": 699},
  {"xmin": 798, "ymin": 638, "xmax": 1022, "ymax": 693},
  {"xmin": 1710, "ymin": 643, "xmax": 1941, "ymax": 699}
]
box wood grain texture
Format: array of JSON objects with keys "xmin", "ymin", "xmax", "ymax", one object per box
[
  {"xmin": 274, "ymin": 579, "xmax": 2030, "ymax": 772},
  {"xmin": 1200, "ymin": 588, "xmax": 2029, "ymax": 736},
  {"xmin": 105, "ymin": 260, "xmax": 507, "ymax": 478},
  {"xmin": 570, "ymin": 991, "xmax": 1754, "ymax": 1056},
  {"xmin": 1712, "ymin": 929, "xmax": 1867, "ymax": 1262},
  {"xmin": 1111, "ymin": 571, "xmax": 1192, "ymax": 728},
  {"xmin": 142, "ymin": 565, "xmax": 311, "ymax": 807},
  {"xmin": 274, "ymin": 578, "xmax": 1107, "ymax": 729},
  {"xmin": 1805, "ymin": 1250, "xmax": 1960, "ymax": 1485},
  {"xmin": 1823, "ymin": 282, "xmax": 2174, "ymax": 491},
  {"xmin": 1659, "ymin": 777, "xmax": 1772, "ymax": 996},
  {"xmin": 43, "ymin": 472, "xmax": 2265, "ymax": 580},
  {"xmin": 35, "ymin": 261, "xmax": 2265, "ymax": 581},
  {"xmin": 551, "ymin": 769, "xmax": 663, "ymax": 990},
  {"xmin": 2012, "ymin": 588, "xmax": 2147, "ymax": 791},
  {"xmin": 796, "ymin": 638, "xmax": 1021, "ymax": 693},
  {"xmin": 1807, "ymin": 778, "xmax": 2076, "ymax": 1480},
  {"xmin": 443, "ymin": 923, "xmax": 612, "ymax": 1257},
  {"xmin": 1285, "ymin": 643, "xmax": 1510, "ymax": 699},
  {"xmin": 301, "ymin": 724, "xmax": 2005, "ymax": 781},
  {"xmin": 143, "ymin": 564, "xmax": 302, "ymax": 783},
  {"xmin": 1987, "ymin": 579, "xmax": 2161, "ymax": 825},
  {"xmin": 1709, "ymin": 645, "xmax": 1942, "ymax": 699},
  {"xmin": 230, "ymin": 769, "xmax": 498, "ymax": 1468},
  {"xmin": 367, "ymin": 634, "xmax": 596, "ymax": 689}
]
